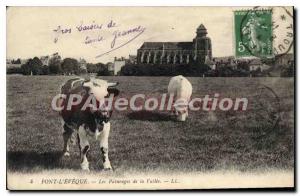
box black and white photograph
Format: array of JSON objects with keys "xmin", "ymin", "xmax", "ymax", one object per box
[{"xmin": 5, "ymin": 6, "xmax": 295, "ymax": 190}]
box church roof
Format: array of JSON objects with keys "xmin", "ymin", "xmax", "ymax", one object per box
[
  {"xmin": 140, "ymin": 42, "xmax": 193, "ymax": 50},
  {"xmin": 197, "ymin": 24, "xmax": 206, "ymax": 30}
]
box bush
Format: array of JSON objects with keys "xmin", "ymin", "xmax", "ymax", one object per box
[
  {"xmin": 7, "ymin": 67, "xmax": 23, "ymax": 74},
  {"xmin": 97, "ymin": 69, "xmax": 112, "ymax": 76},
  {"xmin": 86, "ymin": 63, "xmax": 106, "ymax": 73},
  {"xmin": 41, "ymin": 65, "xmax": 50, "ymax": 75},
  {"xmin": 21, "ymin": 57, "xmax": 43, "ymax": 75}
]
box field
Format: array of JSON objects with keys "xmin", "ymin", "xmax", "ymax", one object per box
[{"xmin": 7, "ymin": 75, "xmax": 294, "ymax": 174}]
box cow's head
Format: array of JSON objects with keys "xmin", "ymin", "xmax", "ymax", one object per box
[
  {"xmin": 83, "ymin": 78, "xmax": 119, "ymax": 120},
  {"xmin": 173, "ymin": 98, "xmax": 189, "ymax": 122},
  {"xmin": 83, "ymin": 78, "xmax": 119, "ymax": 100}
]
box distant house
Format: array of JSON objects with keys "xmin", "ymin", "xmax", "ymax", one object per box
[
  {"xmin": 248, "ymin": 59, "xmax": 270, "ymax": 72},
  {"xmin": 212, "ymin": 56, "xmax": 234, "ymax": 65},
  {"xmin": 6, "ymin": 58, "xmax": 28, "ymax": 68},
  {"xmin": 208, "ymin": 64, "xmax": 217, "ymax": 70},
  {"xmin": 212, "ymin": 56, "xmax": 239, "ymax": 69},
  {"xmin": 113, "ymin": 57, "xmax": 126, "ymax": 75}
]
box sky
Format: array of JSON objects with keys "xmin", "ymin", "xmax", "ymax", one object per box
[{"xmin": 6, "ymin": 6, "xmax": 292, "ymax": 63}]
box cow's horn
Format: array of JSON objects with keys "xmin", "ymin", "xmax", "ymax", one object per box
[{"xmin": 108, "ymin": 82, "xmax": 119, "ymax": 87}]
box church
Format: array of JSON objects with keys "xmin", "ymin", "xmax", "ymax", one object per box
[{"xmin": 137, "ymin": 24, "xmax": 212, "ymax": 65}]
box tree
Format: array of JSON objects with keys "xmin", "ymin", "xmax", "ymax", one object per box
[
  {"xmin": 21, "ymin": 57, "xmax": 43, "ymax": 75},
  {"xmin": 217, "ymin": 66, "xmax": 234, "ymax": 77},
  {"xmin": 7, "ymin": 67, "xmax": 23, "ymax": 74},
  {"xmin": 96, "ymin": 63, "xmax": 111, "ymax": 76},
  {"xmin": 86, "ymin": 63, "xmax": 99, "ymax": 73},
  {"xmin": 87, "ymin": 62, "xmax": 107, "ymax": 73},
  {"xmin": 12, "ymin": 58, "xmax": 21, "ymax": 64},
  {"xmin": 48, "ymin": 53, "xmax": 62, "ymax": 74},
  {"xmin": 61, "ymin": 58, "xmax": 79, "ymax": 75},
  {"xmin": 41, "ymin": 65, "xmax": 50, "ymax": 75},
  {"xmin": 281, "ymin": 63, "xmax": 294, "ymax": 77}
]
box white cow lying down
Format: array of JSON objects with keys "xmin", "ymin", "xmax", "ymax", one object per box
[
  {"xmin": 57, "ymin": 77, "xmax": 119, "ymax": 171},
  {"xmin": 168, "ymin": 75, "xmax": 193, "ymax": 121}
]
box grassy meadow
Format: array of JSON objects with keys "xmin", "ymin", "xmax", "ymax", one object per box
[{"xmin": 6, "ymin": 75, "xmax": 294, "ymax": 173}]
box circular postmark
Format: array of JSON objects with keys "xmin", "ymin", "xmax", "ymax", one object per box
[
  {"xmin": 237, "ymin": 6, "xmax": 293, "ymax": 58},
  {"xmin": 271, "ymin": 7, "xmax": 294, "ymax": 57}
]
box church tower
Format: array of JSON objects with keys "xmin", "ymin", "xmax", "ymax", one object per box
[{"xmin": 193, "ymin": 24, "xmax": 212, "ymax": 65}]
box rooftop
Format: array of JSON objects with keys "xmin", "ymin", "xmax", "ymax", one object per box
[{"xmin": 140, "ymin": 42, "xmax": 193, "ymax": 50}]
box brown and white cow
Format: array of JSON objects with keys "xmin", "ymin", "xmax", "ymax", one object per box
[{"xmin": 56, "ymin": 77, "xmax": 119, "ymax": 171}]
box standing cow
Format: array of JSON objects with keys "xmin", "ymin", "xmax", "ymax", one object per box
[
  {"xmin": 168, "ymin": 75, "xmax": 192, "ymax": 121},
  {"xmin": 56, "ymin": 77, "xmax": 119, "ymax": 171}
]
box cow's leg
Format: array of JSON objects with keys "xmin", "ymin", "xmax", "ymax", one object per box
[
  {"xmin": 169, "ymin": 94, "xmax": 177, "ymax": 116},
  {"xmin": 99, "ymin": 121, "xmax": 112, "ymax": 170},
  {"xmin": 62, "ymin": 123, "xmax": 73, "ymax": 156},
  {"xmin": 78, "ymin": 126, "xmax": 90, "ymax": 171}
]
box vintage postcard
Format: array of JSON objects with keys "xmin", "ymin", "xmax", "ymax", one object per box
[{"xmin": 6, "ymin": 6, "xmax": 294, "ymax": 190}]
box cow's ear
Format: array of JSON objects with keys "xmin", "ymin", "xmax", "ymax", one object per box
[{"xmin": 107, "ymin": 88, "xmax": 120, "ymax": 97}]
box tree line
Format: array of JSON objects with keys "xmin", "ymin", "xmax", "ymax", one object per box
[
  {"xmin": 119, "ymin": 62, "xmax": 252, "ymax": 77},
  {"xmin": 7, "ymin": 54, "xmax": 111, "ymax": 76},
  {"xmin": 7, "ymin": 54, "xmax": 294, "ymax": 77},
  {"xmin": 120, "ymin": 59, "xmax": 294, "ymax": 77}
]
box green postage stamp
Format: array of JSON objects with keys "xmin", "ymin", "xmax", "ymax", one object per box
[{"xmin": 234, "ymin": 9, "xmax": 273, "ymax": 58}]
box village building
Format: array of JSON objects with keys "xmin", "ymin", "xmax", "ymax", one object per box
[
  {"xmin": 248, "ymin": 59, "xmax": 270, "ymax": 72},
  {"xmin": 136, "ymin": 24, "xmax": 212, "ymax": 65},
  {"xmin": 113, "ymin": 57, "xmax": 126, "ymax": 75}
]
